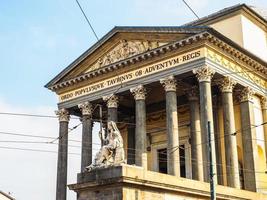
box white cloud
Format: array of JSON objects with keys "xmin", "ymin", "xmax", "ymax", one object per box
[{"xmin": 0, "ymin": 99, "xmax": 100, "ymax": 200}]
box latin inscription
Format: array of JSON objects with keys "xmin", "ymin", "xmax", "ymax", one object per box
[{"xmin": 59, "ymin": 50, "xmax": 203, "ymax": 102}]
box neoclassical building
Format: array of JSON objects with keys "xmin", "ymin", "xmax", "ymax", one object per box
[{"xmin": 46, "ymin": 4, "xmax": 267, "ymax": 200}]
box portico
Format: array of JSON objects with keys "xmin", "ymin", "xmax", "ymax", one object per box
[{"xmin": 46, "ymin": 5, "xmax": 267, "ymax": 199}]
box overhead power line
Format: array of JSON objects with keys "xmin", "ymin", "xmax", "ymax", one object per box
[
  {"xmin": 75, "ymin": 0, "xmax": 99, "ymax": 41},
  {"xmin": 0, "ymin": 112, "xmax": 80, "ymax": 119},
  {"xmin": 0, "ymin": 145, "xmax": 80, "ymax": 155},
  {"xmin": 182, "ymin": 0, "xmax": 200, "ymax": 19}
]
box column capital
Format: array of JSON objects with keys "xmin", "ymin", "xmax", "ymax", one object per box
[
  {"xmin": 78, "ymin": 101, "xmax": 93, "ymax": 116},
  {"xmin": 193, "ymin": 66, "xmax": 215, "ymax": 82},
  {"xmin": 185, "ymin": 86, "xmax": 199, "ymax": 101},
  {"xmin": 103, "ymin": 94, "xmax": 119, "ymax": 108},
  {"xmin": 130, "ymin": 85, "xmax": 146, "ymax": 100},
  {"xmin": 160, "ymin": 75, "xmax": 177, "ymax": 92},
  {"xmin": 261, "ymin": 96, "xmax": 267, "ymax": 110},
  {"xmin": 238, "ymin": 87, "xmax": 255, "ymax": 103},
  {"xmin": 218, "ymin": 76, "xmax": 237, "ymax": 93},
  {"xmin": 55, "ymin": 108, "xmax": 70, "ymax": 122}
]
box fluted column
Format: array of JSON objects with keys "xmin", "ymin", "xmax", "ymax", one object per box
[
  {"xmin": 187, "ymin": 86, "xmax": 204, "ymax": 181},
  {"xmin": 261, "ymin": 97, "xmax": 267, "ymax": 168},
  {"xmin": 55, "ymin": 108, "xmax": 70, "ymax": 200},
  {"xmin": 130, "ymin": 85, "xmax": 147, "ymax": 169},
  {"xmin": 193, "ymin": 66, "xmax": 217, "ymax": 183},
  {"xmin": 239, "ymin": 87, "xmax": 257, "ymax": 192},
  {"xmin": 160, "ymin": 76, "xmax": 180, "ymax": 177},
  {"xmin": 103, "ymin": 94, "xmax": 118, "ymax": 122},
  {"xmin": 78, "ymin": 101, "xmax": 93, "ymax": 172},
  {"xmin": 218, "ymin": 77, "xmax": 240, "ymax": 188}
]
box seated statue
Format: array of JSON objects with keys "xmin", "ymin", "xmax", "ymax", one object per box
[{"xmin": 85, "ymin": 121, "xmax": 125, "ymax": 171}]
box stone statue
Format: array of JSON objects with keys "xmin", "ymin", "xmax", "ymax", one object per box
[{"xmin": 85, "ymin": 121, "xmax": 125, "ymax": 171}]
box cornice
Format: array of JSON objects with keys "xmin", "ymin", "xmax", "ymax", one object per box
[{"xmin": 49, "ymin": 31, "xmax": 267, "ymax": 92}]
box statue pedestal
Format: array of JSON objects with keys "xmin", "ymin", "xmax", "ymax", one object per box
[{"xmin": 68, "ymin": 164, "xmax": 267, "ymax": 200}]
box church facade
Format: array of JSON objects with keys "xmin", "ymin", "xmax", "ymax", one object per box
[{"xmin": 46, "ymin": 4, "xmax": 267, "ymax": 200}]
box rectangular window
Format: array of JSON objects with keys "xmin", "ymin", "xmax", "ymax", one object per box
[
  {"xmin": 157, "ymin": 148, "xmax": 167, "ymax": 174},
  {"xmin": 180, "ymin": 144, "xmax": 186, "ymax": 178},
  {"xmin": 157, "ymin": 145, "xmax": 186, "ymax": 177}
]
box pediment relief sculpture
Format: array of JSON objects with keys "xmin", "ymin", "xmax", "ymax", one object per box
[{"xmin": 85, "ymin": 40, "xmax": 166, "ymax": 73}]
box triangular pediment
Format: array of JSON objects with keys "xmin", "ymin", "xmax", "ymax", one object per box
[
  {"xmin": 84, "ymin": 39, "xmax": 167, "ymax": 73},
  {"xmin": 46, "ymin": 27, "xmax": 208, "ymax": 88}
]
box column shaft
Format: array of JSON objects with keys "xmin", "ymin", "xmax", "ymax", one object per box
[
  {"xmin": 108, "ymin": 107, "xmax": 117, "ymax": 122},
  {"xmin": 213, "ymin": 96, "xmax": 223, "ymax": 185},
  {"xmin": 55, "ymin": 108, "xmax": 69, "ymax": 200},
  {"xmin": 261, "ymin": 97, "xmax": 267, "ymax": 168},
  {"xmin": 199, "ymin": 81, "xmax": 217, "ymax": 183},
  {"xmin": 222, "ymin": 92, "xmax": 240, "ymax": 188},
  {"xmin": 166, "ymin": 91, "xmax": 180, "ymax": 176},
  {"xmin": 187, "ymin": 87, "xmax": 204, "ymax": 181},
  {"xmin": 240, "ymin": 88, "xmax": 257, "ymax": 192},
  {"xmin": 135, "ymin": 99, "xmax": 147, "ymax": 168},
  {"xmin": 103, "ymin": 94, "xmax": 118, "ymax": 122},
  {"xmin": 81, "ymin": 116, "xmax": 93, "ymax": 171}
]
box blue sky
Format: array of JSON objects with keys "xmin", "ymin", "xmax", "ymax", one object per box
[
  {"xmin": 1, "ymin": 0, "xmax": 266, "ymax": 107},
  {"xmin": 0, "ymin": 0, "xmax": 267, "ymax": 200}
]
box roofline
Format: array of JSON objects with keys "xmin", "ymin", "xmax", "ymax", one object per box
[
  {"xmin": 184, "ymin": 4, "xmax": 267, "ymax": 27},
  {"xmin": 44, "ymin": 26, "xmax": 209, "ymax": 88}
]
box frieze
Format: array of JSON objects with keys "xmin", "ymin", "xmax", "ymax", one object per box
[
  {"xmin": 59, "ymin": 49, "xmax": 204, "ymax": 102},
  {"xmin": 206, "ymin": 48, "xmax": 266, "ymax": 89},
  {"xmin": 85, "ymin": 40, "xmax": 166, "ymax": 73}
]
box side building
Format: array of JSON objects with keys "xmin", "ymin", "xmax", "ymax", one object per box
[{"xmin": 46, "ymin": 4, "xmax": 267, "ymax": 200}]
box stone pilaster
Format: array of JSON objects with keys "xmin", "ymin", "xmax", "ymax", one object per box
[
  {"xmin": 186, "ymin": 86, "xmax": 204, "ymax": 181},
  {"xmin": 218, "ymin": 77, "xmax": 240, "ymax": 188},
  {"xmin": 103, "ymin": 94, "xmax": 119, "ymax": 122},
  {"xmin": 239, "ymin": 87, "xmax": 257, "ymax": 192},
  {"xmin": 55, "ymin": 108, "xmax": 70, "ymax": 200},
  {"xmin": 193, "ymin": 66, "xmax": 217, "ymax": 183},
  {"xmin": 160, "ymin": 76, "xmax": 180, "ymax": 177},
  {"xmin": 130, "ymin": 85, "xmax": 147, "ymax": 168},
  {"xmin": 261, "ymin": 97, "xmax": 267, "ymax": 168},
  {"xmin": 78, "ymin": 101, "xmax": 93, "ymax": 172}
]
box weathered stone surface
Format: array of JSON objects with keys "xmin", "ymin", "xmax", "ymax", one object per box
[
  {"xmin": 69, "ymin": 165, "xmax": 267, "ymax": 200},
  {"xmin": 187, "ymin": 86, "xmax": 203, "ymax": 181},
  {"xmin": 56, "ymin": 120, "xmax": 69, "ymax": 200}
]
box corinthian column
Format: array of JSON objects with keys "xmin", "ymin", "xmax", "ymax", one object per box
[
  {"xmin": 130, "ymin": 85, "xmax": 147, "ymax": 168},
  {"xmin": 78, "ymin": 101, "xmax": 93, "ymax": 172},
  {"xmin": 261, "ymin": 97, "xmax": 267, "ymax": 168},
  {"xmin": 55, "ymin": 108, "xmax": 70, "ymax": 200},
  {"xmin": 218, "ymin": 77, "xmax": 240, "ymax": 188},
  {"xmin": 193, "ymin": 66, "xmax": 217, "ymax": 183},
  {"xmin": 160, "ymin": 76, "xmax": 180, "ymax": 177},
  {"xmin": 103, "ymin": 94, "xmax": 118, "ymax": 122},
  {"xmin": 186, "ymin": 86, "xmax": 204, "ymax": 181},
  {"xmin": 239, "ymin": 87, "xmax": 257, "ymax": 192}
]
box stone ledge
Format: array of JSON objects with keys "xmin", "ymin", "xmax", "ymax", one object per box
[{"xmin": 69, "ymin": 164, "xmax": 267, "ymax": 200}]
